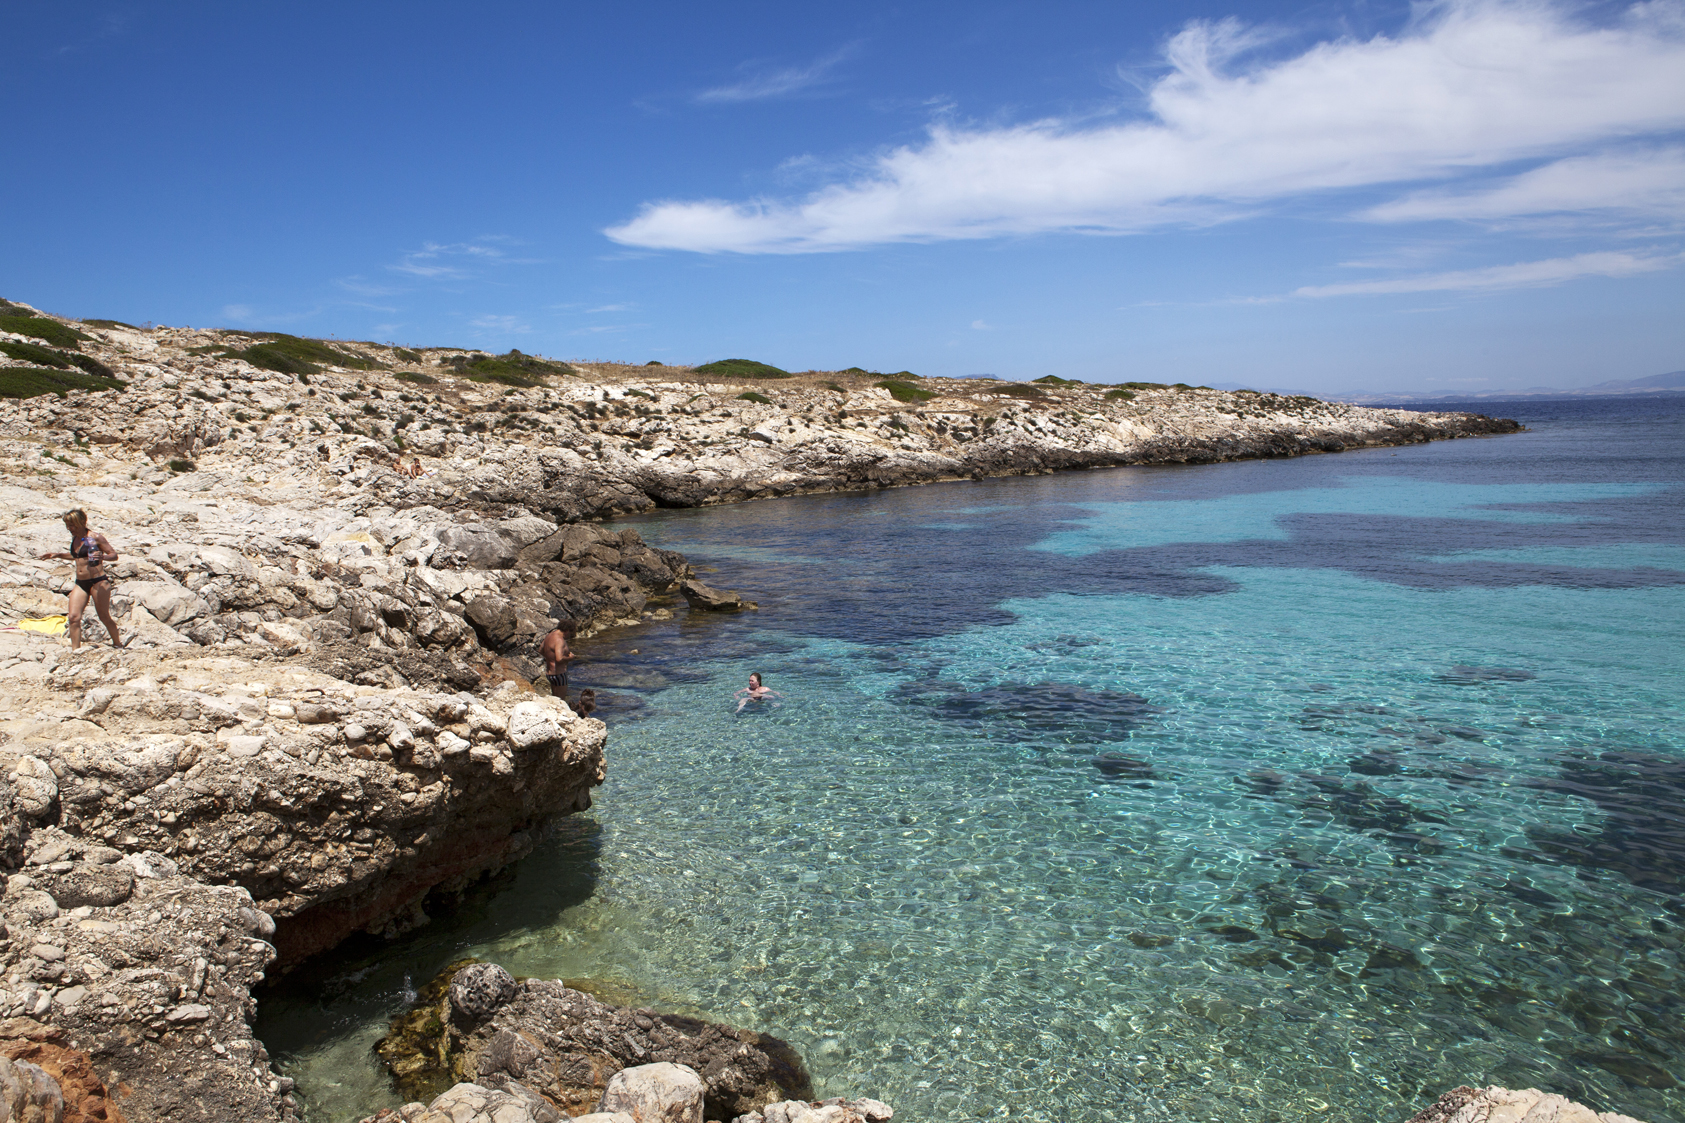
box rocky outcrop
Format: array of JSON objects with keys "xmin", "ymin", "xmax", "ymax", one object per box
[
  {"xmin": 377, "ymin": 963, "xmax": 812, "ymax": 1121},
  {"xmin": 679, "ymin": 579, "xmax": 756, "ymax": 613},
  {"xmin": 0, "ymin": 304, "xmax": 1519, "ymax": 533},
  {"xmin": 1405, "ymin": 1086, "xmax": 1647, "ymax": 1123},
  {"xmin": 0, "ymin": 643, "xmax": 606, "ymax": 963}
]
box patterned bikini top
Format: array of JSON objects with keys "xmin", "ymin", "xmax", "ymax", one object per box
[{"xmin": 72, "ymin": 534, "xmax": 104, "ymax": 571}]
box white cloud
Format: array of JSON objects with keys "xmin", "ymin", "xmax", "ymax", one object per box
[
  {"xmin": 696, "ymin": 45, "xmax": 855, "ymax": 104},
  {"xmin": 1362, "ymin": 146, "xmax": 1685, "ymax": 222},
  {"xmin": 389, "ymin": 239, "xmax": 521, "ymax": 278},
  {"xmin": 221, "ymin": 304, "xmax": 256, "ymax": 323},
  {"xmin": 1291, "ymin": 249, "xmax": 1683, "ymax": 297},
  {"xmin": 607, "ymin": 1, "xmax": 1685, "ymax": 254},
  {"xmin": 971, "ymin": 319, "xmax": 992, "ymax": 330},
  {"xmin": 469, "ymin": 314, "xmax": 529, "ymax": 333}
]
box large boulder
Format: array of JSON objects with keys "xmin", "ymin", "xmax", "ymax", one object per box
[
  {"xmin": 439, "ymin": 525, "xmax": 518, "ymax": 570},
  {"xmin": 680, "ymin": 579, "xmax": 755, "ymax": 613},
  {"xmin": 377, "ymin": 964, "xmax": 811, "ymax": 1121},
  {"xmin": 598, "ymin": 1063, "xmax": 704, "ymax": 1123}
]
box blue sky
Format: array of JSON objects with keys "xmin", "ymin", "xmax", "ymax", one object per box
[{"xmin": 4, "ymin": 1, "xmax": 1682, "ymax": 394}]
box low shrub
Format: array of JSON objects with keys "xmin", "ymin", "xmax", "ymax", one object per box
[
  {"xmin": 736, "ymin": 391, "xmax": 773, "ymax": 404},
  {"xmin": 644, "ymin": 360, "xmax": 664, "ymax": 366},
  {"xmin": 448, "ymin": 349, "xmax": 568, "ymax": 387},
  {"xmin": 840, "ymin": 366, "xmax": 870, "ymax": 375},
  {"xmin": 79, "ymin": 319, "xmax": 139, "ymax": 330},
  {"xmin": 67, "ymin": 352, "xmax": 116, "ymax": 379},
  {"xmin": 394, "ymin": 348, "xmax": 422, "ymax": 363},
  {"xmin": 1119, "ymin": 381, "xmax": 1168, "ymax": 390},
  {"xmin": 1033, "ymin": 375, "xmax": 1082, "ymax": 386},
  {"xmin": 396, "ymin": 370, "xmax": 436, "ymax": 385},
  {"xmin": 0, "ymin": 314, "xmax": 90, "ymax": 350},
  {"xmin": 1104, "ymin": 389, "xmax": 1136, "ymax": 401},
  {"xmin": 0, "ymin": 367, "xmax": 127, "ymax": 398},
  {"xmin": 0, "ymin": 340, "xmax": 72, "ymax": 369},
  {"xmin": 876, "ymin": 379, "xmax": 934, "ymax": 402},
  {"xmin": 222, "ymin": 334, "xmax": 380, "ymax": 376},
  {"xmin": 821, "ymin": 381, "xmax": 844, "ymax": 393},
  {"xmin": 167, "ymin": 458, "xmax": 196, "ymax": 473},
  {"xmin": 695, "ymin": 358, "xmax": 791, "ymax": 379},
  {"xmin": 992, "ymin": 384, "xmax": 1046, "ymax": 400}
]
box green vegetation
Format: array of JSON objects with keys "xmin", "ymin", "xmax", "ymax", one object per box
[
  {"xmin": 0, "ymin": 314, "xmax": 91, "ymax": 350},
  {"xmin": 1118, "ymin": 381, "xmax": 1169, "ymax": 390},
  {"xmin": 394, "ymin": 348, "xmax": 423, "ymax": 363},
  {"xmin": 876, "ymin": 379, "xmax": 934, "ymax": 402},
  {"xmin": 0, "ymin": 340, "xmax": 72, "ymax": 369},
  {"xmin": 79, "ymin": 319, "xmax": 139, "ymax": 330},
  {"xmin": 992, "ymin": 384, "xmax": 1047, "ymax": 400},
  {"xmin": 1032, "ymin": 375, "xmax": 1082, "ymax": 386},
  {"xmin": 448, "ymin": 349, "xmax": 569, "ymax": 388},
  {"xmin": 396, "ymin": 370, "xmax": 437, "ymax": 385},
  {"xmin": 625, "ymin": 388, "xmax": 654, "ymax": 400},
  {"xmin": 695, "ymin": 358, "xmax": 791, "ymax": 379},
  {"xmin": 167, "ymin": 459, "xmax": 196, "ymax": 473},
  {"xmin": 736, "ymin": 391, "xmax": 773, "ymax": 404},
  {"xmin": 644, "ymin": 360, "xmax": 664, "ymax": 367},
  {"xmin": 66, "ymin": 352, "xmax": 116, "ymax": 379},
  {"xmin": 821, "ymin": 380, "xmax": 844, "ymax": 393},
  {"xmin": 841, "ymin": 366, "xmax": 870, "ymax": 375},
  {"xmin": 1104, "ymin": 389, "xmax": 1136, "ymax": 401},
  {"xmin": 0, "ymin": 367, "xmax": 127, "ymax": 399},
  {"xmin": 221, "ymin": 333, "xmax": 379, "ymax": 376}
]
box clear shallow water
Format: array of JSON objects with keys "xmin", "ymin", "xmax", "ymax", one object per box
[{"xmin": 261, "ymin": 396, "xmax": 1685, "ymax": 1123}]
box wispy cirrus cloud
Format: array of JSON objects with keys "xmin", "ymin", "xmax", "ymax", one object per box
[
  {"xmin": 388, "ymin": 237, "xmax": 534, "ymax": 279},
  {"xmin": 609, "ymin": 2, "xmax": 1685, "ymax": 254},
  {"xmin": 1362, "ymin": 146, "xmax": 1685, "ymax": 224},
  {"xmin": 1291, "ymin": 249, "xmax": 1684, "ymax": 298},
  {"xmin": 695, "ymin": 44, "xmax": 857, "ymax": 104}
]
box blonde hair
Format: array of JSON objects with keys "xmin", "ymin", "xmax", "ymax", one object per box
[{"xmin": 62, "ymin": 508, "xmax": 89, "ymax": 532}]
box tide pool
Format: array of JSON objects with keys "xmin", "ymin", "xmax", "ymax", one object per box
[{"xmin": 263, "ymin": 396, "xmax": 1685, "ymax": 1123}]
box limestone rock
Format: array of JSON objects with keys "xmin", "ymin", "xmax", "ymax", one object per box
[
  {"xmin": 680, "ymin": 579, "xmax": 755, "ymax": 613},
  {"xmin": 377, "ymin": 963, "xmax": 810, "ymax": 1120},
  {"xmin": 731, "ymin": 1100, "xmax": 894, "ymax": 1123},
  {"xmin": 1405, "ymin": 1086, "xmax": 1647, "ymax": 1123},
  {"xmin": 0, "ymin": 1053, "xmax": 64, "ymax": 1123},
  {"xmin": 450, "ymin": 963, "xmax": 520, "ymax": 1021},
  {"xmin": 597, "ymin": 1062, "xmax": 705, "ymax": 1123}
]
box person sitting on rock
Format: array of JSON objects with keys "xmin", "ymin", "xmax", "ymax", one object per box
[
  {"xmin": 540, "ymin": 622, "xmax": 577, "ymax": 702},
  {"xmin": 575, "ymin": 688, "xmax": 597, "ymax": 716},
  {"xmin": 735, "ymin": 671, "xmax": 782, "ymax": 713},
  {"xmin": 38, "ymin": 507, "xmax": 124, "ymax": 651}
]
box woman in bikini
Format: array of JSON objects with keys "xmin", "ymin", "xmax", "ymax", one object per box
[
  {"xmin": 734, "ymin": 672, "xmax": 783, "ymax": 713},
  {"xmin": 38, "ymin": 508, "xmax": 124, "ymax": 650}
]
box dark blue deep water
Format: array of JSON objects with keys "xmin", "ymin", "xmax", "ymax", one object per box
[{"xmin": 266, "ymin": 395, "xmax": 1685, "ymax": 1123}]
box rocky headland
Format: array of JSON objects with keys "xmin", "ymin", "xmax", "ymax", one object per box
[{"xmin": 0, "ymin": 299, "xmax": 1550, "ymax": 1120}]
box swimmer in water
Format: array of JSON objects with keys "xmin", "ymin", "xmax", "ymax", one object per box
[{"xmin": 735, "ymin": 672, "xmax": 782, "ymax": 713}]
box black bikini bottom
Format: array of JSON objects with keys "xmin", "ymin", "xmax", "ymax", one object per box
[{"xmin": 75, "ymin": 576, "xmax": 109, "ymax": 594}]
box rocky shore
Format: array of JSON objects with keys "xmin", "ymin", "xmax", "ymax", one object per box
[{"xmin": 0, "ymin": 300, "xmax": 1538, "ymax": 1120}]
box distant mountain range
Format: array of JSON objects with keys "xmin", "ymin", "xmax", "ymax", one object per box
[{"xmin": 1209, "ymin": 369, "xmax": 1685, "ymax": 405}]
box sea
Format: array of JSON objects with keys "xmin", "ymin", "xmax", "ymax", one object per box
[{"xmin": 260, "ymin": 394, "xmax": 1685, "ymax": 1123}]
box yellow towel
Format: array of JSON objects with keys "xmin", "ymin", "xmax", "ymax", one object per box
[{"xmin": 17, "ymin": 616, "xmax": 67, "ymax": 635}]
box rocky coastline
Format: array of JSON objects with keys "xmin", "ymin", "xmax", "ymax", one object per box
[{"xmin": 0, "ymin": 300, "xmax": 1554, "ymax": 1120}]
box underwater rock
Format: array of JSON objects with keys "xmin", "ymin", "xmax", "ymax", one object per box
[
  {"xmin": 1436, "ymin": 666, "xmax": 1536, "ymax": 684},
  {"xmin": 1524, "ymin": 750, "xmax": 1685, "ymax": 895},
  {"xmin": 893, "ymin": 681, "xmax": 1159, "ymax": 745},
  {"xmin": 731, "ymin": 1099, "xmax": 894, "ymax": 1123},
  {"xmin": 1090, "ymin": 752, "xmax": 1155, "ymax": 781}
]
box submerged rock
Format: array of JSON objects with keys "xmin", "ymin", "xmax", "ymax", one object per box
[{"xmin": 680, "ymin": 578, "xmax": 756, "ymax": 613}]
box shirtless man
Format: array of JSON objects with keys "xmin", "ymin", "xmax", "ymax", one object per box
[{"xmin": 540, "ymin": 622, "xmax": 577, "ymax": 703}]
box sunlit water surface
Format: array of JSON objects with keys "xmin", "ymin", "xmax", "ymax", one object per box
[{"xmin": 261, "ymin": 396, "xmax": 1685, "ymax": 1123}]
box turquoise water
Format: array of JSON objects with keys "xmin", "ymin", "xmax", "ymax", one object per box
[{"xmin": 263, "ymin": 396, "xmax": 1685, "ymax": 1122}]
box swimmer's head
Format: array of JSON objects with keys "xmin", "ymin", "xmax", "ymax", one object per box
[
  {"xmin": 577, "ymin": 688, "xmax": 596, "ymax": 715},
  {"xmin": 555, "ymin": 619, "xmax": 577, "ymax": 639},
  {"xmin": 749, "ymin": 672, "xmax": 763, "ymax": 688}
]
